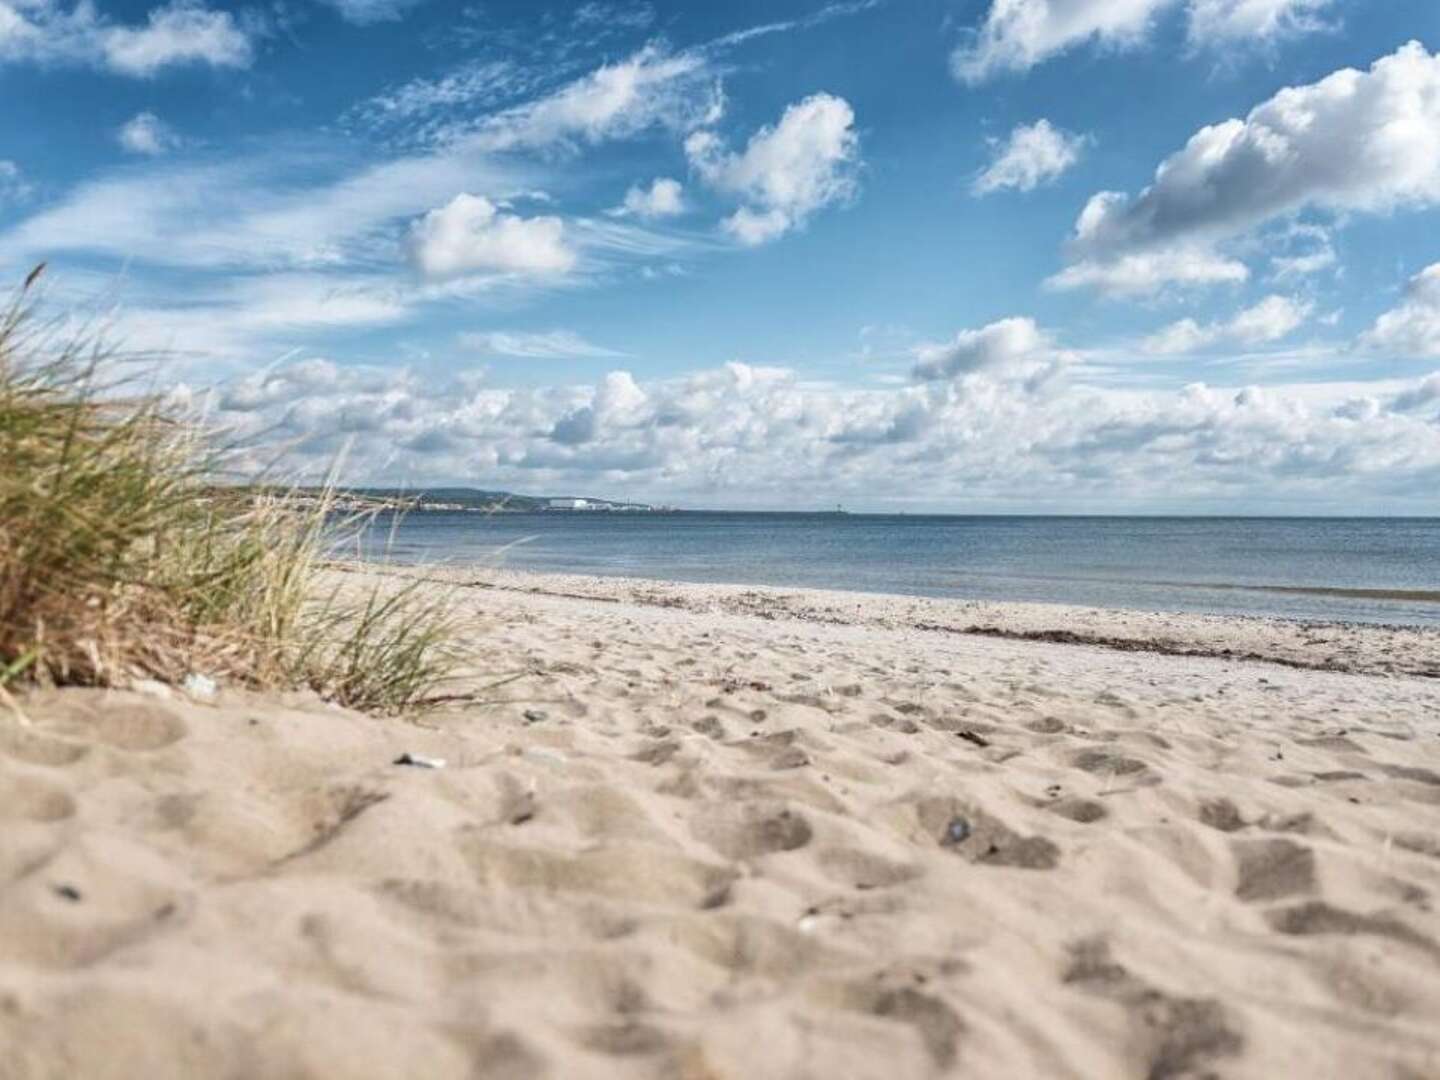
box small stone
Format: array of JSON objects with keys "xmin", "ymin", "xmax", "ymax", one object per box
[
  {"xmin": 523, "ymin": 709, "xmax": 549, "ymax": 724},
  {"xmin": 942, "ymin": 818, "xmax": 971, "ymax": 846},
  {"xmin": 393, "ymin": 752, "xmax": 446, "ymax": 769},
  {"xmin": 53, "ymin": 884, "xmax": 82, "ymax": 902}
]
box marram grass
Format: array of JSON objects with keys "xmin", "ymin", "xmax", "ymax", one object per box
[{"xmin": 0, "ymin": 268, "xmax": 466, "ymax": 715}]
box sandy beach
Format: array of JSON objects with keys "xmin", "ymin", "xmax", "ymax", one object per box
[{"xmin": 3, "ymin": 568, "xmax": 1440, "ymax": 1079}]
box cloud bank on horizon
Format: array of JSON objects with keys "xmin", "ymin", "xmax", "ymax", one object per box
[{"xmin": 1, "ymin": 0, "xmax": 1438, "ymax": 511}]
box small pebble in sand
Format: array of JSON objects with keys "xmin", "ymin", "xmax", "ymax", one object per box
[
  {"xmin": 942, "ymin": 818, "xmax": 972, "ymax": 846},
  {"xmin": 393, "ymin": 752, "xmax": 446, "ymax": 769},
  {"xmin": 523, "ymin": 709, "xmax": 549, "ymax": 724},
  {"xmin": 52, "ymin": 884, "xmax": 83, "ymax": 902}
]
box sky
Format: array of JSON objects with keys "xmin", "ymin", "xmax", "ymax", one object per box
[{"xmin": 3, "ymin": 0, "xmax": 1440, "ymax": 512}]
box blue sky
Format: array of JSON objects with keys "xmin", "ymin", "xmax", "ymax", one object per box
[{"xmin": 3, "ymin": 0, "xmax": 1440, "ymax": 511}]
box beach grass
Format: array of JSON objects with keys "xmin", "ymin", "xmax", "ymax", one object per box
[{"xmin": 0, "ymin": 267, "xmax": 465, "ymax": 714}]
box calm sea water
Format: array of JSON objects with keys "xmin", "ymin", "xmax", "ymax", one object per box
[{"xmin": 361, "ymin": 513, "xmax": 1440, "ymax": 627}]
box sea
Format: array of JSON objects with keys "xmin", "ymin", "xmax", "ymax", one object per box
[{"xmin": 360, "ymin": 513, "xmax": 1440, "ymax": 627}]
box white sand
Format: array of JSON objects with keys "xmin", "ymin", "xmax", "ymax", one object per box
[{"xmin": 3, "ymin": 569, "xmax": 1439, "ymax": 1078}]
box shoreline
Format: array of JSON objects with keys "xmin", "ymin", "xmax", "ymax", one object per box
[{"xmin": 342, "ymin": 563, "xmax": 1440, "ymax": 680}]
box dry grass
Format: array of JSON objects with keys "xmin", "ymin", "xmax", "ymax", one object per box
[{"xmin": 0, "ymin": 268, "xmax": 467, "ymax": 715}]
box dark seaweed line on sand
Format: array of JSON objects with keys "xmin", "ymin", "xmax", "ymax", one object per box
[
  {"xmin": 334, "ymin": 564, "xmax": 1439, "ymax": 680},
  {"xmin": 926, "ymin": 624, "xmax": 1439, "ymax": 679}
]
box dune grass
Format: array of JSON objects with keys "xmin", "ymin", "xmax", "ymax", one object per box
[{"xmin": 0, "ymin": 268, "xmax": 467, "ymax": 715}]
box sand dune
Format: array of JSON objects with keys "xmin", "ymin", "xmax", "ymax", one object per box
[{"xmin": 3, "ymin": 571, "xmax": 1439, "ymax": 1078}]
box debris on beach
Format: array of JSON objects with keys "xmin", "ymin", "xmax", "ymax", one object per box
[{"xmin": 393, "ymin": 752, "xmax": 446, "ymax": 769}]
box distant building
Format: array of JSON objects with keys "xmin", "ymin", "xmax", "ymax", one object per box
[{"xmin": 548, "ymin": 497, "xmax": 591, "ymax": 510}]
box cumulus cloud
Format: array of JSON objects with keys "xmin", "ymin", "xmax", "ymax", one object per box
[
  {"xmin": 101, "ymin": 1, "xmax": 251, "ymax": 75},
  {"xmin": 407, "ymin": 193, "xmax": 576, "ymax": 279},
  {"xmin": 458, "ymin": 329, "xmax": 623, "ymax": 360},
  {"xmin": 0, "ymin": 0, "xmax": 254, "ymax": 75},
  {"xmin": 612, "ymin": 177, "xmax": 685, "ymax": 219},
  {"xmin": 1052, "ymin": 42, "xmax": 1440, "ymax": 296},
  {"xmin": 315, "ymin": 0, "xmax": 427, "ymax": 25},
  {"xmin": 951, "ymin": 0, "xmax": 1336, "ymax": 82},
  {"xmin": 198, "ymin": 352, "xmax": 1440, "ymax": 511},
  {"xmin": 911, "ymin": 316, "xmax": 1069, "ymax": 381},
  {"xmin": 973, "ymin": 119, "xmax": 1088, "ymax": 195},
  {"xmin": 116, "ymin": 111, "xmax": 181, "ymax": 155},
  {"xmin": 1390, "ymin": 373, "xmax": 1440, "ymax": 413},
  {"xmin": 686, "ymin": 93, "xmax": 859, "ymax": 245},
  {"xmin": 1142, "ymin": 294, "xmax": 1312, "ymax": 353},
  {"xmin": 1361, "ymin": 263, "xmax": 1440, "ymax": 358}
]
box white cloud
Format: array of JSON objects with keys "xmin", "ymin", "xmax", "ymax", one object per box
[
  {"xmin": 952, "ymin": 0, "xmax": 1174, "ymax": 83},
  {"xmin": 0, "ymin": 0, "xmax": 253, "ymax": 75},
  {"xmin": 687, "ymin": 92, "xmax": 859, "ymax": 245},
  {"xmin": 951, "ymin": 0, "xmax": 1335, "ymax": 82},
  {"xmin": 465, "ymin": 44, "xmax": 722, "ymax": 153},
  {"xmin": 116, "ymin": 111, "xmax": 181, "ymax": 155},
  {"xmin": 573, "ymin": 2, "xmax": 654, "ymax": 29},
  {"xmin": 101, "ymin": 1, "xmax": 251, "ymax": 76},
  {"xmin": 197, "ymin": 350, "xmax": 1440, "ymax": 511},
  {"xmin": 1361, "ymin": 263, "xmax": 1440, "ymax": 358},
  {"xmin": 1268, "ymin": 223, "xmax": 1336, "ymax": 281},
  {"xmin": 407, "ymin": 193, "xmax": 576, "ymax": 279},
  {"xmin": 458, "ymin": 329, "xmax": 623, "ymax": 360},
  {"xmin": 0, "ymin": 159, "xmax": 32, "ymax": 203},
  {"xmin": 973, "ymin": 119, "xmax": 1087, "ymax": 195},
  {"xmin": 315, "ymin": 0, "xmax": 427, "ymax": 26},
  {"xmin": 613, "ymin": 177, "xmax": 685, "ymax": 219},
  {"xmin": 1186, "ymin": 0, "xmax": 1334, "ymax": 46},
  {"xmin": 1048, "ymin": 248, "xmax": 1249, "ymax": 296},
  {"xmin": 1055, "ymin": 42, "xmax": 1440, "ymax": 295},
  {"xmin": 1143, "ymin": 294, "xmax": 1312, "ymax": 353},
  {"xmin": 1391, "ymin": 373, "xmax": 1440, "ymax": 413},
  {"xmin": 911, "ymin": 316, "xmax": 1069, "ymax": 380}
]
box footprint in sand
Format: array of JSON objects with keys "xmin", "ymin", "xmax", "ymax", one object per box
[
  {"xmin": 91, "ymin": 704, "xmax": 189, "ymax": 751},
  {"xmin": 1043, "ymin": 795, "xmax": 1107, "ymax": 824},
  {"xmin": 1232, "ymin": 838, "xmax": 1316, "ymax": 902},
  {"xmin": 912, "ymin": 796, "xmax": 1059, "ymax": 870},
  {"xmin": 1197, "ymin": 797, "xmax": 1246, "ymax": 832},
  {"xmin": 814, "ymin": 845, "xmax": 920, "ymax": 889},
  {"xmin": 812, "ymin": 975, "xmax": 966, "ymax": 1070},
  {"xmin": 0, "ymin": 728, "xmax": 89, "ymax": 767},
  {"xmin": 690, "ymin": 800, "xmax": 812, "ymax": 861},
  {"xmin": 0, "ymin": 774, "xmax": 77, "ymax": 822},
  {"xmin": 1265, "ymin": 901, "xmax": 1440, "ymax": 960},
  {"xmin": 1063, "ymin": 936, "xmax": 1243, "ymax": 1079},
  {"xmin": 459, "ymin": 840, "xmax": 736, "ymax": 909},
  {"xmin": 1071, "ymin": 748, "xmax": 1149, "ymax": 777}
]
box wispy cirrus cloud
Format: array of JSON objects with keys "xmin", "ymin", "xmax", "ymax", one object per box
[
  {"xmin": 458, "ymin": 328, "xmax": 624, "ymax": 360},
  {"xmin": 313, "ymin": 0, "xmax": 428, "ymax": 26}
]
